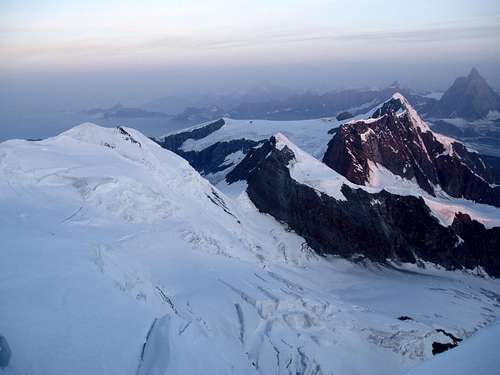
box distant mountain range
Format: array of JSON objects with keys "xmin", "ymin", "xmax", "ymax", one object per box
[
  {"xmin": 142, "ymin": 84, "xmax": 293, "ymax": 118},
  {"xmin": 171, "ymin": 85, "xmax": 433, "ymax": 124},
  {"xmin": 74, "ymin": 69, "xmax": 500, "ymax": 158},
  {"xmin": 169, "ymin": 69, "xmax": 500, "ymax": 126},
  {"xmin": 82, "ymin": 104, "xmax": 171, "ymax": 119}
]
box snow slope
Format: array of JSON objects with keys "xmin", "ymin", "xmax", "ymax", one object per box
[
  {"xmin": 160, "ymin": 111, "xmax": 372, "ymax": 184},
  {"xmin": 404, "ymin": 320, "xmax": 500, "ymax": 375},
  {"xmin": 273, "ymin": 132, "xmax": 500, "ymax": 229},
  {"xmin": 163, "ymin": 95, "xmax": 500, "ymax": 228},
  {"xmin": 368, "ymin": 162, "xmax": 500, "ymax": 228},
  {"xmin": 176, "ymin": 117, "xmax": 340, "ymax": 159},
  {"xmin": 1, "ymin": 124, "xmax": 500, "ymax": 375}
]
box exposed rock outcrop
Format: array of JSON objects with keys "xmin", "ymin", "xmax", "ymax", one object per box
[
  {"xmin": 177, "ymin": 139, "xmax": 262, "ymax": 176},
  {"xmin": 323, "ymin": 94, "xmax": 500, "ymax": 207},
  {"xmin": 155, "ymin": 119, "xmax": 225, "ymax": 151},
  {"xmin": 230, "ymin": 136, "xmax": 500, "ymax": 276},
  {"xmin": 154, "ymin": 96, "xmax": 500, "ymax": 277},
  {"xmin": 451, "ymin": 213, "xmax": 500, "ymax": 276},
  {"xmin": 336, "ymin": 111, "xmax": 354, "ymax": 121},
  {"xmin": 432, "ymin": 329, "xmax": 462, "ymax": 355},
  {"xmin": 154, "ymin": 119, "xmax": 265, "ymax": 177},
  {"xmin": 0, "ymin": 335, "xmax": 11, "ymax": 369}
]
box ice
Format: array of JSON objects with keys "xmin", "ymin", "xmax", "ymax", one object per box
[
  {"xmin": 1, "ymin": 123, "xmax": 499, "ymax": 375},
  {"xmin": 404, "ymin": 320, "xmax": 500, "ymax": 375}
]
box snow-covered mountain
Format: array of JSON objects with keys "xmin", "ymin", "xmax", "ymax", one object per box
[
  {"xmin": 323, "ymin": 93, "xmax": 500, "ymax": 207},
  {"xmin": 156, "ymin": 93, "xmax": 500, "ymax": 274},
  {"xmin": 1, "ymin": 102, "xmax": 500, "ymax": 374},
  {"xmin": 225, "ymin": 132, "xmax": 500, "ymax": 275},
  {"xmin": 154, "ymin": 114, "xmax": 369, "ymax": 186}
]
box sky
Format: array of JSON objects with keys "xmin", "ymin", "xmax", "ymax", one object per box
[{"xmin": 1, "ymin": 0, "xmax": 500, "ymax": 110}]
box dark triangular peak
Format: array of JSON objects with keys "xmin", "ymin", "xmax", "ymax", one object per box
[
  {"xmin": 430, "ymin": 68, "xmax": 500, "ymax": 120},
  {"xmin": 322, "ymin": 93, "xmax": 500, "ymax": 207},
  {"xmin": 468, "ymin": 67, "xmax": 481, "ymax": 79}
]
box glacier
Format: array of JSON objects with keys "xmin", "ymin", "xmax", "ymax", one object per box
[{"xmin": 0, "ymin": 123, "xmax": 499, "ymax": 375}]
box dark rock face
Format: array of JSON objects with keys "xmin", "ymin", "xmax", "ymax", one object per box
[
  {"xmin": 429, "ymin": 68, "xmax": 500, "ymax": 120},
  {"xmin": 232, "ymin": 138, "xmax": 500, "ymax": 276},
  {"xmin": 323, "ymin": 97, "xmax": 439, "ymax": 193},
  {"xmin": 0, "ymin": 335, "xmax": 11, "ymax": 368},
  {"xmin": 371, "ymin": 97, "xmax": 406, "ymax": 118},
  {"xmin": 451, "ymin": 213, "xmax": 500, "ymax": 277},
  {"xmin": 435, "ymin": 329, "xmax": 462, "ymax": 344},
  {"xmin": 323, "ymin": 122, "xmax": 371, "ymax": 185},
  {"xmin": 397, "ymin": 316, "xmax": 413, "ymax": 321},
  {"xmin": 432, "ymin": 342, "xmax": 457, "ymax": 355},
  {"xmin": 481, "ymin": 154, "xmax": 500, "ymax": 184},
  {"xmin": 178, "ymin": 139, "xmax": 263, "ymax": 176},
  {"xmin": 154, "ymin": 119, "xmax": 265, "ymax": 177},
  {"xmin": 432, "ymin": 329, "xmax": 462, "ymax": 355},
  {"xmin": 226, "ymin": 139, "xmax": 276, "ymax": 184},
  {"xmin": 322, "ymin": 96, "xmax": 500, "ymax": 207},
  {"xmin": 433, "ymin": 148, "xmax": 500, "ymax": 207},
  {"xmin": 336, "ymin": 111, "xmax": 354, "ymax": 121},
  {"xmin": 155, "ymin": 119, "xmax": 225, "ymax": 151}
]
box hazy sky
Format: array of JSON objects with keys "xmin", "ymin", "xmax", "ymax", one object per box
[{"xmin": 1, "ymin": 0, "xmax": 500, "ymax": 109}]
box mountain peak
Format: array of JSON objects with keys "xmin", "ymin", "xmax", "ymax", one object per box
[
  {"xmin": 371, "ymin": 93, "xmax": 430, "ymax": 132},
  {"xmin": 391, "ymin": 92, "xmax": 410, "ymax": 105},
  {"xmin": 468, "ymin": 67, "xmax": 481, "ymax": 80},
  {"xmin": 429, "ymin": 68, "xmax": 500, "ymax": 119},
  {"xmin": 273, "ymin": 132, "xmax": 294, "ymax": 151},
  {"xmin": 371, "ymin": 95, "xmax": 404, "ymax": 118},
  {"xmin": 60, "ymin": 123, "xmax": 144, "ymax": 150},
  {"xmin": 323, "ymin": 95, "xmax": 500, "ymax": 206}
]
